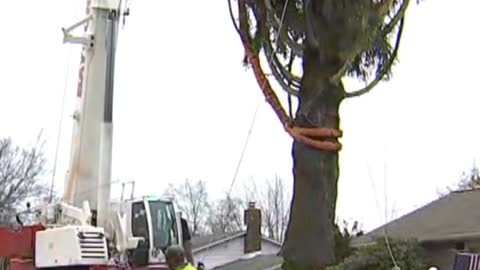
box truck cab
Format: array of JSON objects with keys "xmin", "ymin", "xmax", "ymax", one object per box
[{"xmin": 121, "ymin": 196, "xmax": 183, "ymax": 266}]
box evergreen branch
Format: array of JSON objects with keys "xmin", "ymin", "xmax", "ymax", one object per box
[
  {"xmin": 345, "ymin": 17, "xmax": 405, "ymax": 99},
  {"xmin": 286, "ymin": 52, "xmax": 295, "ymax": 118},
  {"xmin": 265, "ymin": 0, "xmax": 305, "ymax": 46},
  {"xmin": 285, "ymin": 31, "xmax": 304, "ymax": 57},
  {"xmin": 383, "ymin": 0, "xmax": 410, "ymax": 35},
  {"xmin": 327, "ymin": 0, "xmax": 398, "ymax": 85},
  {"xmin": 236, "ymin": 0, "xmax": 252, "ymax": 47},
  {"xmin": 247, "ymin": 0, "xmax": 300, "ymax": 95},
  {"xmin": 264, "ymin": 39, "xmax": 302, "ymax": 87},
  {"xmin": 267, "ymin": 15, "xmax": 303, "ymax": 57},
  {"xmin": 247, "ymin": 0, "xmax": 270, "ymax": 54},
  {"xmin": 227, "ymin": 0, "xmax": 241, "ymax": 37},
  {"xmin": 278, "ymin": 29, "xmax": 304, "ymax": 57},
  {"xmin": 263, "ymin": 41, "xmax": 301, "ymax": 96}
]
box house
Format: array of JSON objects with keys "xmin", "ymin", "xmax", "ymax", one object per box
[
  {"xmin": 351, "ymin": 189, "xmax": 480, "ymax": 270},
  {"xmin": 191, "ymin": 202, "xmax": 283, "ymax": 270},
  {"xmin": 208, "ymin": 254, "xmax": 282, "ymax": 270}
]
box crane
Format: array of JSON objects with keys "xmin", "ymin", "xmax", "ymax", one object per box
[{"xmin": 0, "ymin": 1, "xmax": 185, "ymax": 269}]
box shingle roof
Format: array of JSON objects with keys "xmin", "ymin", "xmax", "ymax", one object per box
[
  {"xmin": 191, "ymin": 231, "xmax": 281, "ymax": 252},
  {"xmin": 212, "ymin": 254, "xmax": 283, "ymax": 270},
  {"xmin": 352, "ymin": 189, "xmax": 480, "ymax": 246},
  {"xmin": 191, "ymin": 231, "xmax": 245, "ymax": 251}
]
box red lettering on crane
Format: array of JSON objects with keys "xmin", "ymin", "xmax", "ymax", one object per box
[
  {"xmin": 77, "ymin": 0, "xmax": 92, "ymax": 98},
  {"xmin": 77, "ymin": 54, "xmax": 85, "ymax": 98}
]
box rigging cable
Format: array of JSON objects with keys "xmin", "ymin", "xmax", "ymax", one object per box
[
  {"xmin": 227, "ymin": 103, "xmax": 260, "ymax": 195},
  {"xmin": 366, "ymin": 157, "xmax": 399, "ymax": 270},
  {"xmin": 226, "ymin": 0, "xmax": 290, "ymax": 196},
  {"xmin": 180, "ymin": 0, "xmax": 292, "ymax": 254},
  {"xmin": 49, "ymin": 0, "xmax": 87, "ymax": 203},
  {"xmin": 383, "ymin": 153, "xmax": 400, "ymax": 270},
  {"xmin": 49, "ymin": 47, "xmax": 73, "ymax": 203}
]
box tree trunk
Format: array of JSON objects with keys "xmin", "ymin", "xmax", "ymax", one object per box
[{"xmin": 281, "ymin": 48, "xmax": 344, "ymax": 270}]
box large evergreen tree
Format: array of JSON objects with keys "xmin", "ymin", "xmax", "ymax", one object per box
[{"xmin": 228, "ymin": 0, "xmax": 413, "ymax": 269}]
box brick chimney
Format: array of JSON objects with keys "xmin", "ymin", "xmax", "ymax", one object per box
[{"xmin": 244, "ymin": 202, "xmax": 261, "ymax": 254}]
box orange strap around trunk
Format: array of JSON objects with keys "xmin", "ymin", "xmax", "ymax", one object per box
[{"xmin": 237, "ymin": 0, "xmax": 342, "ymax": 152}]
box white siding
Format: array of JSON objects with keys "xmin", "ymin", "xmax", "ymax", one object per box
[{"xmin": 193, "ymin": 236, "xmax": 280, "ymax": 270}]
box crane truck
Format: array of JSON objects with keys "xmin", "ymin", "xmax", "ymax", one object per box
[{"xmin": 0, "ymin": 1, "xmax": 185, "ymax": 269}]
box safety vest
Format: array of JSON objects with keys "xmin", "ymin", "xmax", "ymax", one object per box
[{"xmin": 177, "ymin": 263, "xmax": 197, "ymax": 270}]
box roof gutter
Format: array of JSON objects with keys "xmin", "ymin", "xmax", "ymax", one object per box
[
  {"xmin": 351, "ymin": 232, "xmax": 480, "ymax": 247},
  {"xmin": 420, "ymin": 232, "xmax": 480, "ymax": 243}
]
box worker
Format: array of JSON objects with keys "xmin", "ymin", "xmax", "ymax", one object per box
[
  {"xmin": 180, "ymin": 215, "xmax": 194, "ymax": 265},
  {"xmin": 197, "ymin": 262, "xmax": 206, "ymax": 270},
  {"xmin": 165, "ymin": 245, "xmax": 197, "ymax": 270}
]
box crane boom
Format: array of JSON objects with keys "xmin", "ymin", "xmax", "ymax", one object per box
[{"xmin": 63, "ymin": 0, "xmax": 121, "ymax": 230}]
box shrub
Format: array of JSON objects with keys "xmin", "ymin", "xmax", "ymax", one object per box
[{"xmin": 327, "ymin": 238, "xmax": 427, "ymax": 270}]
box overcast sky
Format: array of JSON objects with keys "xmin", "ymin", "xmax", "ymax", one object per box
[{"xmin": 0, "ymin": 0, "xmax": 479, "ymax": 232}]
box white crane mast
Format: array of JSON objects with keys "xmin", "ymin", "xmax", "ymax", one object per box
[{"xmin": 63, "ymin": 0, "xmax": 121, "ymax": 230}]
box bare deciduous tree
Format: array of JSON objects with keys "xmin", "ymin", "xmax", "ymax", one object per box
[
  {"xmin": 457, "ymin": 164, "xmax": 480, "ymax": 191},
  {"xmin": 0, "ymin": 137, "xmax": 47, "ymax": 225},
  {"xmin": 438, "ymin": 163, "xmax": 480, "ymax": 197},
  {"xmin": 165, "ymin": 179, "xmax": 209, "ymax": 236},
  {"xmin": 206, "ymin": 194, "xmax": 243, "ymax": 234},
  {"xmin": 244, "ymin": 176, "xmax": 291, "ymax": 242}
]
